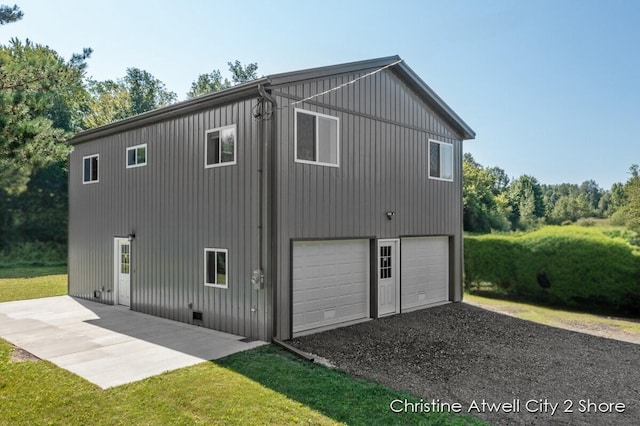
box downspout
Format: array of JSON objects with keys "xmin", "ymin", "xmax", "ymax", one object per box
[{"xmin": 257, "ymin": 84, "xmax": 278, "ymax": 340}]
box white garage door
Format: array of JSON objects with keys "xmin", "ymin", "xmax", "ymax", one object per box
[
  {"xmin": 401, "ymin": 236, "xmax": 449, "ymax": 311},
  {"xmin": 292, "ymin": 239, "xmax": 369, "ymax": 335}
]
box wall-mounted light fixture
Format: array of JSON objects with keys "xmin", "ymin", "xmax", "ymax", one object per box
[
  {"xmin": 386, "ymin": 211, "xmax": 396, "ymax": 220},
  {"xmin": 128, "ymin": 233, "xmax": 136, "ymax": 242}
]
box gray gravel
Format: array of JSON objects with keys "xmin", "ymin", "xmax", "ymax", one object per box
[{"xmin": 289, "ymin": 303, "xmax": 640, "ymax": 425}]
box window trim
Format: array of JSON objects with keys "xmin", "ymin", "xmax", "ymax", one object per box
[
  {"xmin": 294, "ymin": 108, "xmax": 340, "ymax": 168},
  {"xmin": 126, "ymin": 143, "xmax": 147, "ymax": 169},
  {"xmin": 428, "ymin": 139, "xmax": 454, "ymax": 182},
  {"xmin": 82, "ymin": 154, "xmax": 99, "ymax": 184},
  {"xmin": 204, "ymin": 248, "xmax": 228, "ymax": 289},
  {"xmin": 205, "ymin": 124, "xmax": 237, "ymax": 169}
]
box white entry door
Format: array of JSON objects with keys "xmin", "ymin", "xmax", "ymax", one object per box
[
  {"xmin": 115, "ymin": 238, "xmax": 131, "ymax": 307},
  {"xmin": 378, "ymin": 239, "xmax": 399, "ymax": 317}
]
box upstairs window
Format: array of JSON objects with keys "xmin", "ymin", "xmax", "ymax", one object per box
[
  {"xmin": 429, "ymin": 140, "xmax": 453, "ymax": 181},
  {"xmin": 205, "ymin": 125, "xmax": 236, "ymax": 168},
  {"xmin": 295, "ymin": 109, "xmax": 339, "ymax": 167},
  {"xmin": 204, "ymin": 248, "xmax": 228, "ymax": 289},
  {"xmin": 126, "ymin": 144, "xmax": 147, "ymax": 168},
  {"xmin": 83, "ymin": 154, "xmax": 99, "ymax": 184}
]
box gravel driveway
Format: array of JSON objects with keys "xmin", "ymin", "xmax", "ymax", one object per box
[{"xmin": 289, "ymin": 303, "xmax": 640, "ymax": 425}]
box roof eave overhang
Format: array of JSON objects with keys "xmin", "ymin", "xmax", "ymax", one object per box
[
  {"xmin": 393, "ymin": 62, "xmax": 475, "ymax": 140},
  {"xmin": 69, "ymin": 78, "xmax": 268, "ymax": 145},
  {"xmin": 266, "ymin": 55, "xmax": 402, "ymax": 87}
]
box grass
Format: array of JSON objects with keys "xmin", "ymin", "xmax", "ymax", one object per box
[
  {"xmin": 0, "ymin": 268, "xmax": 485, "ymax": 425},
  {"xmin": 218, "ymin": 345, "xmax": 485, "ymax": 425},
  {"xmin": 0, "ymin": 341, "xmax": 486, "ymax": 426},
  {"xmin": 464, "ymin": 293, "xmax": 640, "ymax": 342},
  {"xmin": 0, "ymin": 267, "xmax": 67, "ymax": 302},
  {"xmin": 0, "ymin": 339, "xmax": 339, "ymax": 425}
]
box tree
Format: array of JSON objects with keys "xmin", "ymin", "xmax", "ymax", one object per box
[
  {"xmin": 462, "ymin": 154, "xmax": 510, "ymax": 232},
  {"xmin": 124, "ymin": 67, "xmax": 176, "ymax": 115},
  {"xmin": 227, "ymin": 60, "xmax": 258, "ymax": 84},
  {"xmin": 14, "ymin": 161, "xmax": 68, "ymax": 243},
  {"xmin": 508, "ymin": 175, "xmax": 545, "ymax": 230},
  {"xmin": 187, "ymin": 70, "xmax": 229, "ymax": 98},
  {"xmin": 0, "ymin": 38, "xmax": 91, "ymax": 193},
  {"xmin": 83, "ymin": 79, "xmax": 131, "ymax": 128},
  {"xmin": 549, "ymin": 195, "xmax": 592, "ymax": 223},
  {"xmin": 619, "ymin": 165, "xmax": 640, "ymax": 231},
  {"xmin": 187, "ymin": 60, "xmax": 259, "ymax": 98},
  {"xmin": 579, "ymin": 179, "xmax": 602, "ymax": 213},
  {"xmin": 83, "ymin": 69, "xmax": 176, "ymax": 129},
  {"xmin": 0, "ymin": 4, "xmax": 22, "ymax": 25},
  {"xmin": 486, "ymin": 166, "xmax": 509, "ymax": 195},
  {"xmin": 609, "ymin": 182, "xmax": 626, "ymax": 212}
]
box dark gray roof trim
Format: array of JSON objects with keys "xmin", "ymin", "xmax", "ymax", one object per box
[
  {"xmin": 392, "ymin": 61, "xmax": 475, "ymax": 140},
  {"xmin": 267, "ymin": 55, "xmax": 403, "ymax": 87},
  {"xmin": 70, "ymin": 56, "xmax": 474, "ymax": 144},
  {"xmin": 69, "ymin": 78, "xmax": 268, "ymax": 144}
]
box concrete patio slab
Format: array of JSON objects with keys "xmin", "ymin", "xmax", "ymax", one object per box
[{"xmin": 0, "ymin": 296, "xmax": 266, "ymax": 388}]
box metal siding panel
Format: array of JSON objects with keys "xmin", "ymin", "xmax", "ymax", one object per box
[{"xmin": 69, "ymin": 97, "xmax": 265, "ymax": 340}]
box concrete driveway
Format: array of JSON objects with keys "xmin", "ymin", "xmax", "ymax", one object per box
[{"xmin": 0, "ymin": 296, "xmax": 265, "ymax": 388}]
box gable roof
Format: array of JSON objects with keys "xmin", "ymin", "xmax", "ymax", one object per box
[{"xmin": 70, "ymin": 56, "xmax": 474, "ymax": 144}]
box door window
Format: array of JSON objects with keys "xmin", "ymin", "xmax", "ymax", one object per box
[
  {"xmin": 380, "ymin": 245, "xmax": 392, "ymax": 279},
  {"xmin": 121, "ymin": 244, "xmax": 130, "ymax": 274}
]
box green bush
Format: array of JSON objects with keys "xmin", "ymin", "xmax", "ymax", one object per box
[
  {"xmin": 0, "ymin": 242, "xmax": 67, "ymax": 267},
  {"xmin": 465, "ymin": 226, "xmax": 640, "ymax": 314},
  {"xmin": 576, "ymin": 218, "xmax": 595, "ymax": 227}
]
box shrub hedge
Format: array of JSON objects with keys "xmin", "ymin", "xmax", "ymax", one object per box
[{"xmin": 465, "ymin": 226, "xmax": 640, "ymax": 314}]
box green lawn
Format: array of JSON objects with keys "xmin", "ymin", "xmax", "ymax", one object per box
[
  {"xmin": 465, "ymin": 293, "xmax": 640, "ymax": 341},
  {"xmin": 0, "ymin": 268, "xmax": 485, "ymax": 425},
  {"xmin": 0, "ymin": 266, "xmax": 67, "ymax": 302},
  {"xmin": 0, "ymin": 339, "xmax": 339, "ymax": 425}
]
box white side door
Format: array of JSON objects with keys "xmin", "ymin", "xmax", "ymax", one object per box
[
  {"xmin": 114, "ymin": 238, "xmax": 131, "ymax": 307},
  {"xmin": 378, "ymin": 239, "xmax": 399, "ymax": 317}
]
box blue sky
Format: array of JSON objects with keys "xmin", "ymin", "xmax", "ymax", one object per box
[{"xmin": 2, "ymin": 0, "xmax": 639, "ymax": 189}]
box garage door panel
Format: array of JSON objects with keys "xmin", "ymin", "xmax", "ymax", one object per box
[
  {"xmin": 401, "ymin": 237, "xmax": 449, "ymax": 311},
  {"xmin": 293, "ymin": 240, "xmax": 370, "ymax": 334}
]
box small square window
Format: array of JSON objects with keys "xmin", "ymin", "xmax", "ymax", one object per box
[
  {"xmin": 205, "ymin": 125, "xmax": 236, "ymax": 168},
  {"xmin": 204, "ymin": 248, "xmax": 228, "ymax": 288},
  {"xmin": 83, "ymin": 154, "xmax": 99, "ymax": 184},
  {"xmin": 429, "ymin": 140, "xmax": 453, "ymax": 181},
  {"xmin": 126, "ymin": 144, "xmax": 147, "ymax": 168},
  {"xmin": 295, "ymin": 109, "xmax": 339, "ymax": 167}
]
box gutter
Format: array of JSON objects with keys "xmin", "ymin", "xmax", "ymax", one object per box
[{"xmin": 70, "ymin": 79, "xmax": 268, "ymax": 144}]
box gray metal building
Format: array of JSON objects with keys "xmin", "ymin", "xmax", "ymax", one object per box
[{"xmin": 69, "ymin": 56, "xmax": 475, "ymax": 341}]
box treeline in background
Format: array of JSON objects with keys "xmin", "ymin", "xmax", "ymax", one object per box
[
  {"xmin": 0, "ymin": 5, "xmax": 258, "ymax": 266},
  {"xmin": 463, "ymin": 153, "xmax": 640, "ymax": 234}
]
